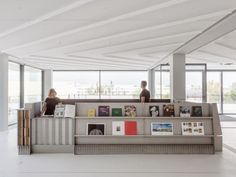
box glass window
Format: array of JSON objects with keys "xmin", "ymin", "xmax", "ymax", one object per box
[
  {"xmin": 161, "ymin": 71, "xmax": 170, "ymax": 99},
  {"xmin": 155, "ymin": 69, "xmax": 170, "ymax": 99},
  {"xmin": 8, "ymin": 62, "xmax": 20, "ymax": 125},
  {"xmin": 53, "ymin": 71, "xmax": 99, "ymax": 99},
  {"xmin": 186, "ymin": 72, "xmax": 203, "ymax": 102},
  {"xmin": 223, "ymin": 72, "xmax": 236, "ymax": 113},
  {"xmin": 207, "ymin": 72, "xmax": 221, "ymax": 113},
  {"xmin": 100, "ymin": 71, "xmax": 147, "ymax": 99},
  {"xmin": 24, "ymin": 66, "xmax": 42, "ymax": 103},
  {"xmin": 155, "ymin": 71, "xmax": 161, "ymax": 99}
]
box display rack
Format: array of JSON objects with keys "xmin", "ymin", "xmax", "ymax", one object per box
[
  {"xmin": 17, "ymin": 109, "xmax": 31, "ymax": 155},
  {"xmin": 23, "ymin": 102, "xmax": 222, "ymax": 155}
]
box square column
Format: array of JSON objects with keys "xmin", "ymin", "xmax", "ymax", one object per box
[
  {"xmin": 170, "ymin": 53, "xmax": 186, "ymax": 102},
  {"xmin": 0, "ymin": 54, "xmax": 9, "ymax": 131},
  {"xmin": 148, "ymin": 69, "xmax": 155, "ymax": 99},
  {"xmin": 43, "ymin": 69, "xmax": 53, "ymax": 100}
]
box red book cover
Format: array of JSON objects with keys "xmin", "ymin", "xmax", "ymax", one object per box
[{"xmin": 125, "ymin": 121, "xmax": 137, "ymax": 135}]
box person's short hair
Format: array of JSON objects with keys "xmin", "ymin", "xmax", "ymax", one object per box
[
  {"xmin": 48, "ymin": 88, "xmax": 57, "ymax": 97},
  {"xmin": 141, "ymin": 80, "xmax": 147, "ymax": 87}
]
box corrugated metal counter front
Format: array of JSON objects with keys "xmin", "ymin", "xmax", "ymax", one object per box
[{"xmin": 31, "ymin": 117, "xmax": 74, "ymax": 153}]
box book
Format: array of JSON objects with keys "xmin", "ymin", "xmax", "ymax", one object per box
[
  {"xmin": 193, "ymin": 122, "xmax": 204, "ymax": 135},
  {"xmin": 87, "ymin": 108, "xmax": 96, "ymax": 117},
  {"xmin": 125, "ymin": 121, "xmax": 137, "ymax": 135},
  {"xmin": 181, "ymin": 122, "xmax": 193, "ymax": 135},
  {"xmin": 98, "ymin": 106, "xmax": 110, "ymax": 116},
  {"xmin": 87, "ymin": 123, "xmax": 105, "ymax": 135},
  {"xmin": 179, "ymin": 106, "xmax": 191, "ymax": 118},
  {"xmin": 54, "ymin": 104, "xmax": 76, "ymax": 118},
  {"xmin": 64, "ymin": 105, "xmax": 76, "ymax": 118},
  {"xmin": 181, "ymin": 122, "xmax": 204, "ymax": 136},
  {"xmin": 112, "ymin": 108, "xmax": 122, "ymax": 117},
  {"xmin": 149, "ymin": 106, "xmax": 159, "ymax": 117},
  {"xmin": 163, "ymin": 104, "xmax": 175, "ymax": 117},
  {"xmin": 192, "ymin": 106, "xmax": 202, "ymax": 117},
  {"xmin": 124, "ymin": 105, "xmax": 136, "ymax": 117},
  {"xmin": 151, "ymin": 122, "xmax": 173, "ymax": 135},
  {"xmin": 112, "ymin": 121, "xmax": 125, "ymax": 135},
  {"xmin": 54, "ymin": 105, "xmax": 65, "ymax": 118}
]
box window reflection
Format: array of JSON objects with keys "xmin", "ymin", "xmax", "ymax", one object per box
[
  {"xmin": 223, "ymin": 72, "xmax": 236, "ymax": 113},
  {"xmin": 101, "ymin": 71, "xmax": 147, "ymax": 99},
  {"xmin": 24, "ymin": 66, "xmax": 42, "ymax": 103},
  {"xmin": 53, "ymin": 71, "xmax": 99, "ymax": 99},
  {"xmin": 8, "ymin": 62, "xmax": 20, "ymax": 125}
]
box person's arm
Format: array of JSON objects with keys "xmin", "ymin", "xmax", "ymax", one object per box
[
  {"xmin": 140, "ymin": 90, "xmax": 146, "ymax": 103},
  {"xmin": 147, "ymin": 91, "xmax": 151, "ymax": 102},
  {"xmin": 40, "ymin": 101, "xmax": 47, "ymax": 116},
  {"xmin": 141, "ymin": 96, "xmax": 146, "ymax": 103},
  {"xmin": 56, "ymin": 97, "xmax": 62, "ymax": 105}
]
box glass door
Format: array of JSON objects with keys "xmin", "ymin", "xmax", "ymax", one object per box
[
  {"xmin": 223, "ymin": 72, "xmax": 236, "ymax": 114},
  {"xmin": 186, "ymin": 64, "xmax": 207, "ymax": 103},
  {"xmin": 207, "ymin": 71, "xmax": 222, "ymax": 113}
]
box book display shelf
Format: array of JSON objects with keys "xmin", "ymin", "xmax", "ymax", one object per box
[
  {"xmin": 17, "ymin": 109, "xmax": 31, "ymax": 155},
  {"xmin": 20, "ymin": 102, "xmax": 222, "ymax": 155}
]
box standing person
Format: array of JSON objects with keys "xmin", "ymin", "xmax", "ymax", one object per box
[
  {"xmin": 41, "ymin": 88, "xmax": 61, "ymax": 115},
  {"xmin": 140, "ymin": 80, "xmax": 150, "ymax": 103}
]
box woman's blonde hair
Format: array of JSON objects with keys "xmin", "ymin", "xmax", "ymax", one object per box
[{"xmin": 48, "ymin": 88, "xmax": 57, "ymax": 97}]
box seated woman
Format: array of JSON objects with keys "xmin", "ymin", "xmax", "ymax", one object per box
[{"xmin": 41, "ymin": 88, "xmax": 61, "ymax": 115}]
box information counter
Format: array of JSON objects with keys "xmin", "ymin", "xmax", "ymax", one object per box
[{"xmin": 19, "ymin": 101, "xmax": 222, "ymax": 155}]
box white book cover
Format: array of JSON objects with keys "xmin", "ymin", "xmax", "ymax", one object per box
[
  {"xmin": 181, "ymin": 122, "xmax": 193, "ymax": 136},
  {"xmin": 54, "ymin": 105, "xmax": 65, "ymax": 118},
  {"xmin": 180, "ymin": 106, "xmax": 191, "ymax": 118},
  {"xmin": 193, "ymin": 122, "xmax": 204, "ymax": 136},
  {"xmin": 64, "ymin": 105, "xmax": 76, "ymax": 118},
  {"xmin": 151, "ymin": 122, "xmax": 173, "ymax": 135},
  {"xmin": 112, "ymin": 121, "xmax": 125, "ymax": 135}
]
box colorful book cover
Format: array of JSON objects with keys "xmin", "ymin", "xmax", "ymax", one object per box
[
  {"xmin": 149, "ymin": 106, "xmax": 159, "ymax": 117},
  {"xmin": 87, "ymin": 123, "xmax": 105, "ymax": 135},
  {"xmin": 151, "ymin": 122, "xmax": 173, "ymax": 135},
  {"xmin": 179, "ymin": 106, "xmax": 191, "ymax": 118},
  {"xmin": 125, "ymin": 121, "xmax": 137, "ymax": 135},
  {"xmin": 112, "ymin": 121, "xmax": 125, "ymax": 135},
  {"xmin": 98, "ymin": 106, "xmax": 110, "ymax": 116},
  {"xmin": 163, "ymin": 104, "xmax": 175, "ymax": 117},
  {"xmin": 191, "ymin": 106, "xmax": 202, "ymax": 117},
  {"xmin": 112, "ymin": 108, "xmax": 122, "ymax": 117},
  {"xmin": 124, "ymin": 105, "xmax": 136, "ymax": 117},
  {"xmin": 87, "ymin": 108, "xmax": 96, "ymax": 117}
]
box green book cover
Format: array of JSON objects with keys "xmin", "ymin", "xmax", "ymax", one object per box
[{"xmin": 112, "ymin": 108, "xmax": 122, "ymax": 117}]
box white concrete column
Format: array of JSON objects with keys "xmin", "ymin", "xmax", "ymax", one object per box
[
  {"xmin": 170, "ymin": 53, "xmax": 186, "ymax": 102},
  {"xmin": 43, "ymin": 69, "xmax": 53, "ymax": 100},
  {"xmin": 0, "ymin": 53, "xmax": 9, "ymax": 131},
  {"xmin": 148, "ymin": 69, "xmax": 155, "ymax": 99}
]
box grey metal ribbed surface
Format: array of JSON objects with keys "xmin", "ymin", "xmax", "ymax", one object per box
[
  {"xmin": 18, "ymin": 145, "xmax": 31, "ymax": 155},
  {"xmin": 31, "ymin": 118, "xmax": 73, "ymax": 145},
  {"xmin": 32, "ymin": 145, "xmax": 74, "ymax": 153},
  {"xmin": 74, "ymin": 144, "xmax": 214, "ymax": 155}
]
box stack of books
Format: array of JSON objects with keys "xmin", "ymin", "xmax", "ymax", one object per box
[{"xmin": 18, "ymin": 109, "xmax": 31, "ymax": 146}]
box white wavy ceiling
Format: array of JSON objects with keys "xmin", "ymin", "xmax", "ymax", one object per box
[{"xmin": 0, "ymin": 0, "xmax": 236, "ymax": 70}]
